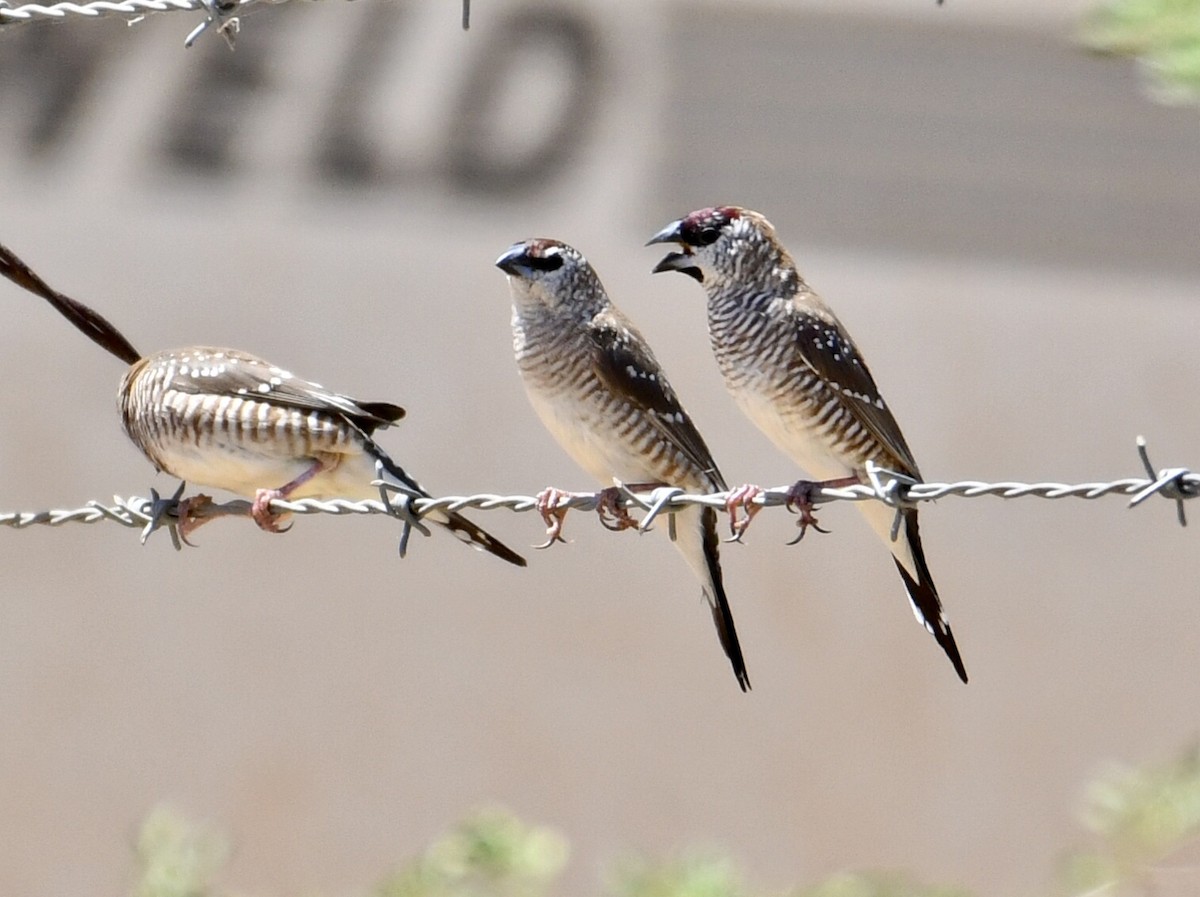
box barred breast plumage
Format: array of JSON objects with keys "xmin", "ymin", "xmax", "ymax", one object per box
[
  {"xmin": 0, "ymin": 239, "xmax": 524, "ymax": 565},
  {"xmin": 120, "ymin": 348, "xmax": 386, "ymax": 501},
  {"xmin": 708, "ymin": 289, "xmax": 895, "ymax": 481},
  {"xmin": 499, "ymin": 238, "xmax": 749, "ymax": 691},
  {"xmin": 116, "ymin": 346, "xmax": 525, "ymax": 563},
  {"xmin": 650, "ymin": 206, "xmax": 966, "ymax": 683}
]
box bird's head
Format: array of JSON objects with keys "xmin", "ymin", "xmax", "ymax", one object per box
[
  {"xmin": 496, "ymin": 238, "xmax": 602, "ymax": 315},
  {"xmin": 648, "ymin": 206, "xmax": 789, "ymax": 291}
]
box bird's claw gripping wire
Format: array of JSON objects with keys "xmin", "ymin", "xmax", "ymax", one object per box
[
  {"xmin": 600, "ymin": 483, "xmax": 659, "ymax": 532},
  {"xmin": 532, "ymin": 487, "xmax": 582, "ymax": 549},
  {"xmin": 251, "ymin": 489, "xmax": 293, "ymax": 534},
  {"xmin": 723, "ymin": 484, "xmax": 764, "ymax": 543},
  {"xmin": 782, "ymin": 475, "xmax": 873, "ymax": 545},
  {"xmin": 533, "ymin": 483, "xmax": 655, "ymax": 549},
  {"xmin": 1132, "ymin": 436, "xmax": 1193, "ymax": 527},
  {"xmin": 783, "ymin": 480, "xmax": 835, "ymax": 545},
  {"xmin": 175, "ymin": 494, "xmax": 216, "ymax": 545}
]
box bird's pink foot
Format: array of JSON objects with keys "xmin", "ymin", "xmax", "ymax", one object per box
[
  {"xmin": 781, "ymin": 477, "xmax": 852, "ymax": 544},
  {"xmin": 248, "ymin": 459, "xmax": 325, "ymax": 534},
  {"xmin": 252, "ymin": 488, "xmax": 292, "ymax": 534},
  {"xmin": 534, "ymin": 484, "xmax": 646, "ymax": 547},
  {"xmin": 534, "ymin": 486, "xmax": 575, "ymax": 549},
  {"xmin": 176, "ymin": 494, "xmax": 214, "ymax": 546},
  {"xmin": 724, "ymin": 483, "xmax": 763, "ymax": 542},
  {"xmin": 595, "ymin": 485, "xmax": 640, "ymax": 532}
]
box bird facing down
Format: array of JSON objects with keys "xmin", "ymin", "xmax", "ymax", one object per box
[
  {"xmin": 0, "ymin": 240, "xmax": 525, "ymax": 566},
  {"xmin": 497, "ymin": 238, "xmax": 750, "ymax": 691},
  {"xmin": 649, "ymin": 206, "xmax": 966, "ymax": 683}
]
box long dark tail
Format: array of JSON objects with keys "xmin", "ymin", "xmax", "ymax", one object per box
[
  {"xmin": 696, "ymin": 508, "xmax": 748, "ymax": 690},
  {"xmin": 892, "ymin": 509, "xmax": 967, "ymax": 683},
  {"xmin": 372, "ymin": 439, "xmax": 526, "ymax": 568},
  {"xmin": 0, "ymin": 241, "xmax": 141, "ymax": 365}
]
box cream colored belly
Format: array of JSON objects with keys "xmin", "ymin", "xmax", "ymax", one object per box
[
  {"xmin": 153, "ymin": 442, "xmax": 377, "ymax": 501},
  {"xmin": 733, "ymin": 388, "xmax": 856, "ymax": 480},
  {"xmin": 524, "ymin": 388, "xmax": 650, "ymax": 485}
]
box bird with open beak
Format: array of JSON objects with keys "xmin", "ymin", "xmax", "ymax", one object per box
[{"xmin": 649, "ymin": 206, "xmax": 966, "ymax": 683}]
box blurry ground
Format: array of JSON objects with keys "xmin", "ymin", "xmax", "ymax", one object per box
[{"xmin": 0, "ymin": 2, "xmax": 1198, "ymax": 895}]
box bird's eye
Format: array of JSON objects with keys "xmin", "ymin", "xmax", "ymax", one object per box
[
  {"xmin": 696, "ymin": 226, "xmax": 721, "ymax": 246},
  {"xmin": 527, "ymin": 253, "xmax": 564, "ymax": 272}
]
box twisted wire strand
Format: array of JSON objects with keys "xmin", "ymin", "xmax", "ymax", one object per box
[
  {"xmin": 2, "ymin": 454, "xmax": 1195, "ymax": 549},
  {"xmin": 0, "ymin": 0, "xmax": 472, "ymax": 40},
  {"xmin": 0, "ymin": 0, "xmax": 219, "ymax": 20}
]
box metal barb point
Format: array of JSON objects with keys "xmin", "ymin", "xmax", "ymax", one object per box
[
  {"xmin": 461, "ymin": 0, "xmax": 469, "ymax": 29},
  {"xmin": 611, "ymin": 479, "xmax": 650, "ymax": 511},
  {"xmin": 141, "ymin": 481, "xmax": 188, "ymax": 550},
  {"xmin": 865, "ymin": 460, "xmax": 917, "ymax": 542},
  {"xmin": 374, "ymin": 470, "xmax": 432, "ymax": 555},
  {"xmin": 396, "ymin": 514, "xmax": 413, "ymax": 558},
  {"xmin": 638, "ymin": 486, "xmax": 683, "ymax": 533},
  {"xmin": 184, "ymin": 0, "xmax": 239, "ymax": 49},
  {"xmin": 1131, "ymin": 436, "xmax": 1190, "ymax": 527}
]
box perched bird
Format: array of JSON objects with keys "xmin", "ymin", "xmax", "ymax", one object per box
[
  {"xmin": 649, "ymin": 207, "xmax": 966, "ymax": 682},
  {"xmin": 497, "ymin": 238, "xmax": 750, "ymax": 691},
  {"xmin": 0, "ymin": 240, "xmax": 525, "ymax": 566}
]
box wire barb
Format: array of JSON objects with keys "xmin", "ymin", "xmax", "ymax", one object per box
[
  {"xmin": 863, "ymin": 460, "xmax": 919, "ymax": 542},
  {"xmin": 0, "ymin": 0, "xmax": 471, "ymax": 46},
  {"xmin": 638, "ymin": 485, "xmax": 686, "ymax": 534},
  {"xmin": 1132, "ymin": 435, "xmax": 1191, "ymax": 527},
  {"xmin": 1, "ymin": 441, "xmax": 1196, "ymax": 543},
  {"xmin": 183, "ymin": 0, "xmax": 239, "ymax": 48},
  {"xmin": 141, "ymin": 480, "xmax": 187, "ymax": 549},
  {"xmin": 374, "ymin": 463, "xmax": 434, "ymax": 558}
]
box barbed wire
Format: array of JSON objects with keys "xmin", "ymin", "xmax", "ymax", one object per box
[
  {"xmin": 0, "ymin": 0, "xmax": 472, "ymax": 48},
  {"xmin": 0, "ymin": 440, "xmax": 1193, "ymax": 551}
]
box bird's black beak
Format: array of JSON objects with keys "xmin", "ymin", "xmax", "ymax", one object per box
[
  {"xmin": 645, "ymin": 220, "xmax": 684, "ymax": 247},
  {"xmin": 647, "ymin": 220, "xmax": 703, "ymax": 282},
  {"xmin": 495, "ymin": 244, "xmax": 531, "ymax": 278},
  {"xmin": 651, "ymin": 251, "xmax": 701, "ymax": 280}
]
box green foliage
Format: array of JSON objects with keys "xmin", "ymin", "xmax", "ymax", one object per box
[
  {"xmin": 125, "ymin": 749, "xmax": 1200, "ymax": 897},
  {"xmin": 609, "ymin": 854, "xmax": 744, "ymax": 897},
  {"xmin": 1081, "ymin": 0, "xmax": 1200, "ymax": 102},
  {"xmin": 606, "ymin": 853, "xmax": 964, "ymax": 897},
  {"xmin": 374, "ymin": 808, "xmax": 569, "ymax": 897},
  {"xmin": 132, "ymin": 806, "xmax": 228, "ymax": 897},
  {"xmin": 1061, "ymin": 745, "xmax": 1200, "ymax": 893},
  {"xmin": 793, "ymin": 872, "xmax": 972, "ymax": 897}
]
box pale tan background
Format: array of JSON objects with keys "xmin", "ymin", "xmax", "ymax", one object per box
[{"xmin": 1, "ymin": 1, "xmax": 1198, "ymax": 894}]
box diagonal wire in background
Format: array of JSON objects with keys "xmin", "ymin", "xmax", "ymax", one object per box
[{"xmin": 0, "ymin": 0, "xmax": 473, "ymax": 48}]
